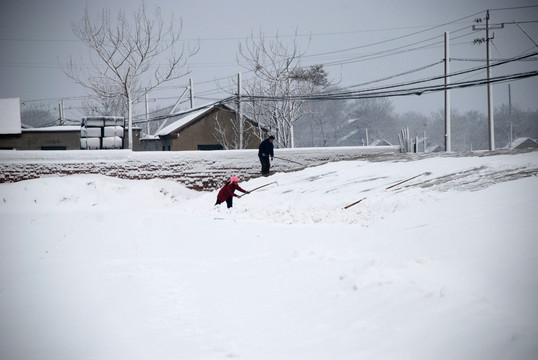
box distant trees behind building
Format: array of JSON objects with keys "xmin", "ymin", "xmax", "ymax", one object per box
[{"xmin": 294, "ymin": 96, "xmax": 538, "ymax": 151}]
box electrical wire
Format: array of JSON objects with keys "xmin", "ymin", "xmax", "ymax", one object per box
[
  {"xmin": 236, "ymin": 70, "xmax": 537, "ymax": 102},
  {"xmin": 13, "ymin": 8, "xmax": 537, "ymax": 118},
  {"xmin": 333, "ymin": 51, "xmax": 538, "ymax": 95}
]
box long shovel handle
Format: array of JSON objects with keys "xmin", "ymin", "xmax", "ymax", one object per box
[
  {"xmin": 273, "ymin": 156, "xmax": 306, "ymax": 166},
  {"xmin": 385, "ymin": 171, "xmax": 431, "ymax": 189},
  {"xmin": 239, "ymin": 181, "xmax": 278, "ymax": 197},
  {"xmin": 344, "ymin": 172, "xmax": 431, "ymax": 209},
  {"xmin": 343, "ymin": 197, "xmax": 366, "ymax": 209}
]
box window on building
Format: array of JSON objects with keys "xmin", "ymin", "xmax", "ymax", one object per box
[
  {"xmin": 41, "ymin": 146, "xmax": 67, "ymax": 150},
  {"xmin": 198, "ymin": 144, "xmax": 224, "ymax": 151}
]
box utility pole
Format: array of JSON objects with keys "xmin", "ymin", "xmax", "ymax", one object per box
[
  {"xmin": 423, "ymin": 130, "xmax": 427, "ymax": 152},
  {"xmin": 58, "ymin": 100, "xmax": 64, "ymax": 125},
  {"xmin": 509, "ymin": 84, "xmax": 513, "ymax": 148},
  {"xmin": 486, "ymin": 10, "xmax": 494, "ymax": 150},
  {"xmin": 238, "ymin": 73, "xmax": 244, "ymax": 149},
  {"xmin": 444, "ymin": 31, "xmax": 451, "ymax": 152},
  {"xmin": 508, "ymin": 84, "xmax": 512, "ymax": 116},
  {"xmin": 473, "ymin": 10, "xmax": 504, "ymax": 151},
  {"xmin": 145, "ymin": 91, "xmax": 150, "ymax": 135},
  {"xmin": 189, "ymin": 78, "xmax": 194, "ymax": 109}
]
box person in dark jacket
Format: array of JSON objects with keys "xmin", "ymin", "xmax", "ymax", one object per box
[
  {"xmin": 258, "ymin": 135, "xmax": 275, "ymax": 175},
  {"xmin": 215, "ymin": 176, "xmax": 248, "ymax": 208}
]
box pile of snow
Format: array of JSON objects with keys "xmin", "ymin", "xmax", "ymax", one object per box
[{"xmin": 1, "ymin": 151, "xmax": 537, "ymax": 360}]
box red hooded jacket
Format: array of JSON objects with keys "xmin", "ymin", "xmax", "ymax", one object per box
[{"xmin": 217, "ymin": 182, "xmax": 247, "ymax": 202}]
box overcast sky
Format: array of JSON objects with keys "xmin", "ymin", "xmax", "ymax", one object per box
[{"xmin": 1, "ymin": 0, "xmax": 537, "ymax": 122}]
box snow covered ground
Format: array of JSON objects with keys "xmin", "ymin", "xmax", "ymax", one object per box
[{"xmin": 1, "ymin": 150, "xmax": 537, "ymax": 360}]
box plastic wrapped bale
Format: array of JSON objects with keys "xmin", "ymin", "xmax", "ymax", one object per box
[
  {"xmin": 80, "ymin": 137, "xmax": 101, "ymax": 150},
  {"xmin": 81, "ymin": 117, "xmax": 105, "ymax": 127},
  {"xmin": 103, "ymin": 126, "xmax": 124, "ymax": 138},
  {"xmin": 102, "ymin": 136, "xmax": 123, "ymax": 149},
  {"xmin": 80, "ymin": 127, "xmax": 102, "ymax": 138},
  {"xmin": 103, "ymin": 117, "xmax": 125, "ymax": 126}
]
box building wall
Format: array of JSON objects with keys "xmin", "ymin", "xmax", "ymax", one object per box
[
  {"xmin": 125, "ymin": 128, "xmax": 142, "ymax": 151},
  {"xmin": 0, "ymin": 131, "xmax": 80, "ymax": 150},
  {"xmin": 139, "ymin": 138, "xmax": 163, "ymax": 151},
  {"xmin": 0, "ymin": 128, "xmax": 142, "ymax": 150},
  {"xmin": 167, "ymin": 107, "xmax": 263, "ymax": 151}
]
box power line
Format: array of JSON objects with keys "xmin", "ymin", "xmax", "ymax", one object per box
[
  {"xmin": 490, "ymin": 5, "xmax": 538, "ymax": 11},
  {"xmin": 0, "ymin": 17, "xmax": 488, "ymax": 44},
  {"xmin": 231, "ymin": 51, "xmax": 538, "ymax": 104},
  {"xmin": 335, "ymin": 51, "xmax": 538, "ymax": 95},
  {"xmin": 311, "ymin": 27, "xmax": 475, "ymax": 68},
  {"xmin": 451, "ymin": 57, "xmax": 538, "ymax": 62},
  {"xmin": 237, "ymin": 71, "xmax": 538, "ymax": 102},
  {"xmin": 304, "ymin": 12, "xmax": 482, "ymax": 59},
  {"xmin": 12, "ymin": 8, "xmax": 537, "ymax": 116},
  {"xmin": 345, "ymin": 60, "xmax": 444, "ymax": 88}
]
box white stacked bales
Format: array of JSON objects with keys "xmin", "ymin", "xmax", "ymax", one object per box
[{"xmin": 80, "ymin": 116, "xmax": 124, "ymax": 150}]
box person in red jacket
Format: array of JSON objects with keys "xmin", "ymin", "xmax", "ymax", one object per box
[{"xmin": 215, "ymin": 176, "xmax": 249, "ymax": 208}]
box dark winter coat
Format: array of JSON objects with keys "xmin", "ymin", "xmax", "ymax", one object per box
[
  {"xmin": 258, "ymin": 138, "xmax": 274, "ymax": 158},
  {"xmin": 217, "ymin": 182, "xmax": 247, "ymax": 202}
]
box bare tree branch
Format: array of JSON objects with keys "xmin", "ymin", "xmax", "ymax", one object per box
[
  {"xmin": 237, "ymin": 30, "xmax": 331, "ymax": 147},
  {"xmin": 62, "ymin": 2, "xmax": 199, "ymax": 149}
]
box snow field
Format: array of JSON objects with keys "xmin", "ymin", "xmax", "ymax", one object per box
[{"xmin": 0, "ymin": 151, "xmax": 537, "ymax": 359}]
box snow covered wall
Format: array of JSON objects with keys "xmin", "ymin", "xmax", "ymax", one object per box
[{"xmin": 0, "ymin": 146, "xmax": 400, "ymax": 190}]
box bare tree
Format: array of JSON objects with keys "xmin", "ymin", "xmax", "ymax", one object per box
[
  {"xmin": 21, "ymin": 103, "xmax": 57, "ymax": 128},
  {"xmin": 212, "ymin": 111, "xmax": 259, "ymax": 150},
  {"xmin": 81, "ymin": 95, "xmax": 128, "ymax": 118},
  {"xmin": 63, "ymin": 2, "xmax": 198, "ymax": 149},
  {"xmin": 294, "ymin": 93, "xmax": 348, "ymax": 147},
  {"xmin": 238, "ymin": 31, "xmax": 330, "ymax": 148},
  {"xmin": 344, "ymin": 98, "xmax": 397, "ymax": 143}
]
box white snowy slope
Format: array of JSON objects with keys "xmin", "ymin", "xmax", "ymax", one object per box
[{"xmin": 0, "ymin": 151, "xmax": 537, "ymax": 360}]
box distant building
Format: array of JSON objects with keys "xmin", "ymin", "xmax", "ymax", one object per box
[
  {"xmin": 140, "ymin": 103, "xmax": 267, "ymax": 151},
  {"xmin": 426, "ymin": 144, "xmax": 443, "ymax": 153},
  {"xmin": 0, "ymin": 98, "xmax": 81, "ymax": 150},
  {"xmin": 0, "ymin": 97, "xmax": 141, "ymax": 150},
  {"xmin": 0, "ymin": 125, "xmax": 143, "ymax": 151},
  {"xmin": 1, "ymin": 98, "xmax": 263, "ymax": 151},
  {"xmin": 1, "ymin": 125, "xmax": 81, "ymax": 150},
  {"xmin": 0, "ymin": 98, "xmax": 72, "ymax": 149},
  {"xmin": 508, "ymin": 137, "xmax": 538, "ymax": 150}
]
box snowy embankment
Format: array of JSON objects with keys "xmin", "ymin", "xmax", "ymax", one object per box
[
  {"xmin": 0, "ymin": 150, "xmax": 537, "ymax": 360},
  {"xmin": 0, "ymin": 145, "xmax": 399, "ymax": 189}
]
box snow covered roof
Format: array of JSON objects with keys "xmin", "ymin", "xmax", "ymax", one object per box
[
  {"xmin": 0, "ymin": 98, "xmax": 22, "ymax": 134},
  {"xmin": 370, "ymin": 139, "xmax": 392, "ymax": 146},
  {"xmin": 154, "ymin": 103, "xmax": 260, "ymax": 138},
  {"xmin": 510, "ymin": 137, "xmax": 538, "ymax": 149},
  {"xmin": 156, "ymin": 106, "xmax": 216, "ymax": 137}
]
